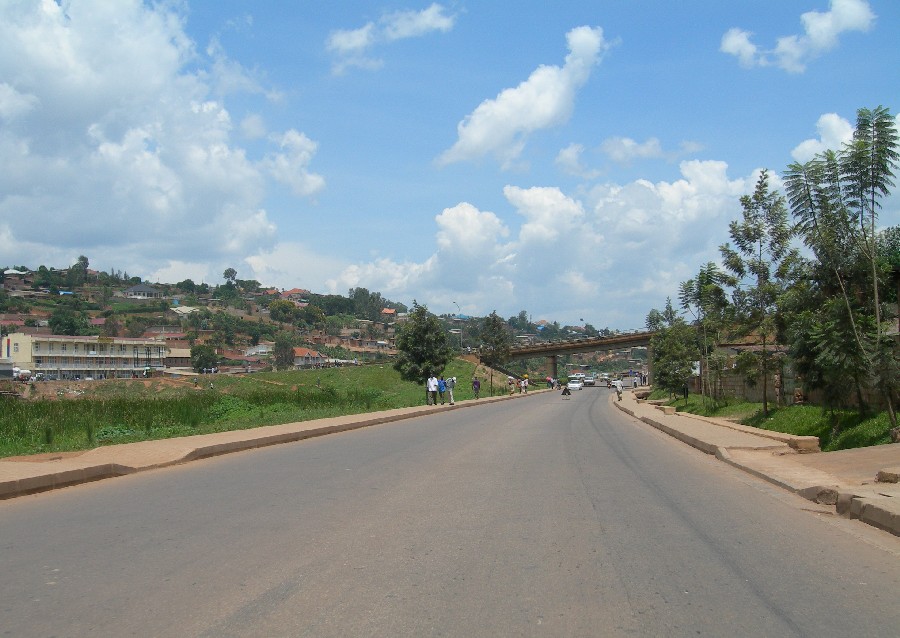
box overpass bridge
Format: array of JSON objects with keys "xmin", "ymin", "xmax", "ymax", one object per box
[{"xmin": 495, "ymin": 331, "xmax": 655, "ymax": 379}]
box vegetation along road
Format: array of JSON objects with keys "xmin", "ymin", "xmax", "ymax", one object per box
[{"xmin": 1, "ymin": 389, "xmax": 897, "ymax": 637}]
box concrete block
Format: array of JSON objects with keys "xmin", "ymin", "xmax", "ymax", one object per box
[{"xmin": 876, "ymin": 467, "xmax": 900, "ymax": 483}]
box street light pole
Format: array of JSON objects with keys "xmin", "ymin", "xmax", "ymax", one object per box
[{"xmin": 452, "ymin": 301, "xmax": 463, "ymax": 350}]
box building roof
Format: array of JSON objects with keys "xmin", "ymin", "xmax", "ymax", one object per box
[
  {"xmin": 293, "ymin": 347, "xmax": 323, "ymax": 358},
  {"xmin": 124, "ymin": 283, "xmax": 161, "ymax": 294}
]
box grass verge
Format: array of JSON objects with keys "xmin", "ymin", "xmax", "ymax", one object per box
[
  {"xmin": 0, "ymin": 360, "xmax": 483, "ymax": 458},
  {"xmin": 648, "ymin": 389, "xmax": 894, "ymax": 451}
]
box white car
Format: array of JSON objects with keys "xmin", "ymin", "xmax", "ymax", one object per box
[
  {"xmin": 583, "ymin": 375, "xmax": 596, "ymax": 386},
  {"xmin": 567, "ymin": 378, "xmax": 584, "ymax": 391}
]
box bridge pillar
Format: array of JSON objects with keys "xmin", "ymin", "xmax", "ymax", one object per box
[{"xmin": 549, "ymin": 355, "xmax": 558, "ymax": 379}]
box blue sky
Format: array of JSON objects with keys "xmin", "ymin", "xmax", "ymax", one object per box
[{"xmin": 1, "ymin": 0, "xmax": 898, "ymax": 329}]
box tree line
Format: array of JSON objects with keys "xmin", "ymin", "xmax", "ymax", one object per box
[{"xmin": 647, "ymin": 105, "xmax": 899, "ymax": 435}]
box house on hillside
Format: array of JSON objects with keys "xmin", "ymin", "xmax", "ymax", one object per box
[
  {"xmin": 282, "ymin": 288, "xmax": 310, "ymax": 302},
  {"xmin": 124, "ymin": 283, "xmax": 163, "ymax": 299},
  {"xmin": 2, "ymin": 269, "xmax": 33, "ymax": 291},
  {"xmin": 292, "ymin": 347, "xmax": 325, "ymax": 369}
]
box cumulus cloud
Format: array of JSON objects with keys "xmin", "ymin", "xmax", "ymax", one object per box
[
  {"xmin": 0, "ymin": 0, "xmax": 324, "ymax": 286},
  {"xmin": 326, "ymin": 3, "xmax": 456, "ymax": 74},
  {"xmin": 326, "ymin": 158, "xmax": 757, "ymax": 327},
  {"xmin": 721, "ymin": 0, "xmax": 875, "ymax": 72},
  {"xmin": 790, "ymin": 113, "xmax": 854, "ymax": 162},
  {"xmin": 263, "ymin": 130, "xmax": 326, "ymax": 197},
  {"xmin": 438, "ymin": 26, "xmax": 609, "ymax": 168}
]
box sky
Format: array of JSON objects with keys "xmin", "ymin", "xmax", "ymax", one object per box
[{"xmin": 1, "ymin": 0, "xmax": 898, "ymax": 330}]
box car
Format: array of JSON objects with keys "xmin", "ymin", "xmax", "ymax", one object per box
[
  {"xmin": 583, "ymin": 374, "xmax": 596, "ymax": 386},
  {"xmin": 566, "ymin": 378, "xmax": 584, "ymax": 391}
]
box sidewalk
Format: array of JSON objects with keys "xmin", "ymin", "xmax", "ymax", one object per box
[
  {"xmin": 616, "ymin": 390, "xmax": 900, "ymax": 537},
  {"xmin": 2, "ymin": 388, "xmax": 898, "ymax": 537}
]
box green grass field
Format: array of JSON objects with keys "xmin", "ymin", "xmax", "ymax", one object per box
[
  {"xmin": 0, "ymin": 360, "xmax": 487, "ymax": 458},
  {"xmin": 650, "ymin": 390, "xmax": 895, "ymax": 451}
]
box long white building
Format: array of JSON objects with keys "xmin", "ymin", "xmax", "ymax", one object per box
[{"xmin": 3, "ymin": 332, "xmax": 167, "ymax": 380}]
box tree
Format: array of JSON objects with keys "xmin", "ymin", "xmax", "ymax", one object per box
[
  {"xmin": 646, "ymin": 298, "xmax": 677, "ymax": 332},
  {"xmin": 223, "ymin": 268, "xmax": 237, "ymax": 285},
  {"xmin": 679, "ymin": 263, "xmax": 731, "ymax": 404},
  {"xmin": 190, "ymin": 344, "xmax": 219, "ymax": 373},
  {"xmin": 268, "ymin": 299, "xmax": 297, "ymax": 324},
  {"xmin": 784, "ymin": 105, "xmax": 899, "ymax": 428},
  {"xmin": 274, "ymin": 331, "xmax": 295, "ymax": 370},
  {"xmin": 479, "ymin": 311, "xmax": 512, "ymax": 396},
  {"xmin": 48, "ymin": 299, "xmax": 90, "ymax": 335},
  {"xmin": 720, "ymin": 170, "xmax": 799, "ymax": 415},
  {"xmin": 649, "ymin": 319, "xmax": 698, "ymax": 399},
  {"xmin": 480, "ymin": 311, "xmax": 512, "ymax": 367},
  {"xmin": 393, "ymin": 301, "xmax": 454, "ymax": 396}
]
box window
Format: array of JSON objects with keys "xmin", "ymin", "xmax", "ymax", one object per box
[
  {"xmin": 61, "ymin": 344, "xmax": 67, "ymax": 352},
  {"xmin": 73, "ymin": 344, "xmax": 79, "ymax": 353},
  {"xmin": 13, "ymin": 343, "xmax": 19, "ymax": 353},
  {"xmin": 34, "ymin": 343, "xmax": 40, "ymax": 352}
]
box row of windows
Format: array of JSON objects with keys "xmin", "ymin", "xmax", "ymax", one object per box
[
  {"xmin": 34, "ymin": 357, "xmax": 164, "ymax": 366},
  {"xmin": 33, "ymin": 343, "xmax": 132, "ymax": 354},
  {"xmin": 30, "ymin": 343, "xmax": 167, "ymax": 356}
]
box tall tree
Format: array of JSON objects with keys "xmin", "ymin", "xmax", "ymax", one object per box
[
  {"xmin": 784, "ymin": 105, "xmax": 899, "ymax": 428},
  {"xmin": 479, "ymin": 311, "xmax": 512, "ymax": 396},
  {"xmin": 679, "ymin": 263, "xmax": 731, "ymax": 403},
  {"xmin": 393, "ymin": 301, "xmax": 454, "ymax": 396},
  {"xmin": 720, "ymin": 170, "xmax": 799, "ymax": 415},
  {"xmin": 649, "ymin": 318, "xmax": 698, "ymax": 400}
]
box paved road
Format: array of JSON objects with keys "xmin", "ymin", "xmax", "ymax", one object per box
[{"xmin": 1, "ymin": 390, "xmax": 898, "ymax": 636}]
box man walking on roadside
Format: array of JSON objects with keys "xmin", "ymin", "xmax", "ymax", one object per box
[
  {"xmin": 427, "ymin": 373, "xmax": 438, "ymax": 405},
  {"xmin": 446, "ymin": 376, "xmax": 457, "ymax": 404}
]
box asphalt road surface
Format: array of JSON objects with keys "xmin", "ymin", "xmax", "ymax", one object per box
[{"xmin": 1, "ymin": 389, "xmax": 898, "ymax": 637}]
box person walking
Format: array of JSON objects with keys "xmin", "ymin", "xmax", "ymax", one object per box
[
  {"xmin": 522, "ymin": 375, "xmax": 529, "ymax": 393},
  {"xmin": 612, "ymin": 378, "xmax": 623, "ymax": 401},
  {"xmin": 438, "ymin": 375, "xmax": 447, "ymax": 404},
  {"xmin": 446, "ymin": 376, "xmax": 456, "ymax": 405},
  {"xmin": 427, "ymin": 373, "xmax": 438, "ymax": 405},
  {"xmin": 472, "ymin": 377, "xmax": 481, "ymax": 399}
]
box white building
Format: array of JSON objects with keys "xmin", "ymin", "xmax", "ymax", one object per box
[{"xmin": 4, "ymin": 332, "xmax": 167, "ymax": 380}]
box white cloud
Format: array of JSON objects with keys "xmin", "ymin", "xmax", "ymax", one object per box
[
  {"xmin": 720, "ymin": 28, "xmax": 759, "ymax": 68},
  {"xmin": 790, "ymin": 112, "xmax": 854, "ymax": 162},
  {"xmin": 600, "ymin": 136, "xmax": 664, "ymax": 164},
  {"xmin": 0, "ymin": 0, "xmax": 322, "ymax": 285},
  {"xmin": 327, "ymin": 158, "xmax": 758, "ymax": 327},
  {"xmin": 240, "ymin": 114, "xmax": 267, "ymax": 139},
  {"xmin": 327, "ymin": 4, "xmax": 456, "ymax": 74},
  {"xmin": 382, "ymin": 3, "xmax": 455, "ymax": 41},
  {"xmin": 264, "ymin": 129, "xmax": 326, "ymax": 197},
  {"xmin": 246, "ymin": 242, "xmax": 348, "ymax": 292},
  {"xmin": 438, "ymin": 26, "xmax": 609, "ymax": 168},
  {"xmin": 721, "ymin": 0, "xmax": 875, "ymax": 72},
  {"xmin": 555, "ymin": 143, "xmax": 601, "ymax": 179}
]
